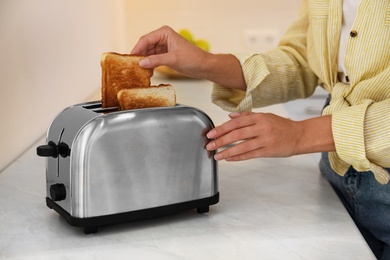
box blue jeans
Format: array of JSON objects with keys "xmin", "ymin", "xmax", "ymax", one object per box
[{"xmin": 319, "ymin": 152, "xmax": 390, "ymax": 259}]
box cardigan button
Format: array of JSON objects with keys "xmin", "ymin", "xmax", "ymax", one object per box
[{"xmin": 350, "ymin": 30, "xmax": 358, "ymax": 37}]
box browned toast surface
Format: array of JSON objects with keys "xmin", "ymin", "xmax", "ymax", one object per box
[
  {"xmin": 101, "ymin": 52, "xmax": 153, "ymax": 108},
  {"xmin": 117, "ymin": 84, "xmax": 176, "ymax": 110}
]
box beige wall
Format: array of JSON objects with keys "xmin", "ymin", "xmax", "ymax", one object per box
[
  {"xmin": 0, "ymin": 0, "xmax": 302, "ymax": 172},
  {"xmin": 124, "ymin": 0, "xmax": 302, "ymax": 53},
  {"xmin": 0, "ymin": 0, "xmax": 127, "ymax": 171}
]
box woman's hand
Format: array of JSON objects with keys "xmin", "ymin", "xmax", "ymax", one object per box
[
  {"xmin": 131, "ymin": 26, "xmax": 211, "ymax": 79},
  {"xmin": 206, "ymin": 112, "xmax": 335, "ymax": 161},
  {"xmin": 131, "ymin": 26, "xmax": 247, "ymax": 90}
]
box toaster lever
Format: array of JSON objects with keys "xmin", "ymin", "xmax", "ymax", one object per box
[
  {"xmin": 58, "ymin": 142, "xmax": 70, "ymax": 157},
  {"xmin": 37, "ymin": 141, "xmax": 70, "ymax": 158},
  {"xmin": 37, "ymin": 141, "xmax": 58, "ymax": 158}
]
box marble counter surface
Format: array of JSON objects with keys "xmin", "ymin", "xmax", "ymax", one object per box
[{"xmin": 0, "ymin": 78, "xmax": 375, "ymax": 259}]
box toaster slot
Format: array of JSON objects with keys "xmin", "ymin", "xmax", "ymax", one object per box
[
  {"xmin": 92, "ymin": 107, "xmax": 119, "ymax": 113},
  {"xmin": 82, "ymin": 103, "xmax": 102, "ymax": 109},
  {"xmin": 82, "ymin": 102, "xmax": 119, "ymax": 113}
]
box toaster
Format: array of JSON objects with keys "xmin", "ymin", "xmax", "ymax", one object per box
[{"xmin": 37, "ymin": 101, "xmax": 219, "ymax": 234}]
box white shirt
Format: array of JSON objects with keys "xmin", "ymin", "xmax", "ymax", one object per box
[{"xmin": 338, "ymin": 0, "xmax": 362, "ymax": 83}]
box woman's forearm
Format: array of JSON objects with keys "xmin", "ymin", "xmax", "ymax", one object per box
[
  {"xmin": 298, "ymin": 115, "xmax": 335, "ymax": 154},
  {"xmin": 202, "ymin": 53, "xmax": 247, "ymax": 91}
]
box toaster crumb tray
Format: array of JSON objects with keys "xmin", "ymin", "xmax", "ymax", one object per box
[{"xmin": 46, "ymin": 192, "xmax": 219, "ymax": 234}]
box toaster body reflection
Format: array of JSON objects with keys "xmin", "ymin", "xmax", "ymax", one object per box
[{"xmin": 37, "ymin": 101, "xmax": 219, "ymax": 234}]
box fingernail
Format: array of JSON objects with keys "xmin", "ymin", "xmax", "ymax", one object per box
[
  {"xmin": 207, "ymin": 129, "xmax": 216, "ymax": 138},
  {"xmin": 206, "ymin": 142, "xmax": 215, "ymax": 150},
  {"xmin": 214, "ymin": 153, "xmax": 222, "ymax": 160},
  {"xmin": 139, "ymin": 58, "xmax": 150, "ymax": 68}
]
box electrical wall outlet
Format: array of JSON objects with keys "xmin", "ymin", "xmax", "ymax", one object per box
[{"xmin": 242, "ymin": 29, "xmax": 278, "ymax": 52}]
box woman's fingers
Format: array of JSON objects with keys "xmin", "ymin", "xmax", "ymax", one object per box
[
  {"xmin": 131, "ymin": 26, "xmax": 173, "ymax": 56},
  {"xmin": 206, "ymin": 112, "xmax": 304, "ymax": 161}
]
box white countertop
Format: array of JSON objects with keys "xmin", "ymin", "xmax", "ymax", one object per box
[{"xmin": 0, "ymin": 78, "xmax": 375, "ymax": 259}]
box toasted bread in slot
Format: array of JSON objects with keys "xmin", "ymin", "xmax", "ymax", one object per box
[{"xmin": 117, "ymin": 84, "xmax": 176, "ymax": 110}]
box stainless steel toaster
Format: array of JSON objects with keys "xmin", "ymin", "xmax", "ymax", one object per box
[{"xmin": 37, "ymin": 101, "xmax": 219, "ymax": 234}]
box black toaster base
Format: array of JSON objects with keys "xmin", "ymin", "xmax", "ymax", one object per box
[{"xmin": 46, "ymin": 192, "xmax": 219, "ymax": 234}]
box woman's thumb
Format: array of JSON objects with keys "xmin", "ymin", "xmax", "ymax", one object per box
[{"xmin": 139, "ymin": 56, "xmax": 153, "ymax": 68}]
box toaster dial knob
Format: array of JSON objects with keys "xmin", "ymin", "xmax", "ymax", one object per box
[{"xmin": 50, "ymin": 183, "xmax": 66, "ymax": 201}]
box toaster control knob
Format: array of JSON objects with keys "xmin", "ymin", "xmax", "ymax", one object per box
[{"xmin": 50, "ymin": 183, "xmax": 66, "ymax": 201}]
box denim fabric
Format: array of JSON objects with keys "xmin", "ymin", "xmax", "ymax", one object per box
[{"xmin": 319, "ymin": 152, "xmax": 390, "ymax": 259}]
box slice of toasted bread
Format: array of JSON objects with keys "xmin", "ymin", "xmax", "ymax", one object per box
[
  {"xmin": 117, "ymin": 84, "xmax": 176, "ymax": 110},
  {"xmin": 101, "ymin": 52, "xmax": 153, "ymax": 108}
]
